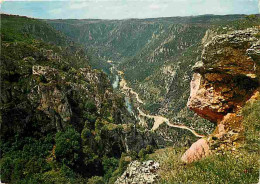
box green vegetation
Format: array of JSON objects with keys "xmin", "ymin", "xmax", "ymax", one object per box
[
  {"xmin": 138, "ymin": 145, "xmax": 154, "ymax": 161},
  {"xmin": 87, "ymin": 176, "xmax": 105, "ymax": 184},
  {"xmin": 1, "ymin": 13, "xmax": 259, "ymax": 183},
  {"xmin": 55, "ymin": 127, "xmax": 81, "ymax": 166},
  {"xmin": 1, "ymin": 14, "xmax": 68, "ymax": 45},
  {"xmin": 0, "ymin": 136, "xmax": 53, "ymax": 183},
  {"xmin": 242, "ymin": 95, "xmax": 260, "ymax": 153},
  {"xmin": 108, "ymin": 155, "xmax": 130, "ymax": 183},
  {"xmin": 48, "ymin": 14, "xmax": 259, "ymax": 137},
  {"xmin": 102, "ymin": 157, "xmax": 119, "ymax": 182},
  {"xmin": 0, "ymin": 14, "xmax": 134, "ymax": 183},
  {"xmin": 150, "ymin": 96, "xmax": 260, "ymax": 184},
  {"xmin": 217, "ymin": 14, "xmax": 260, "ymax": 33},
  {"xmin": 151, "ymin": 147, "xmax": 259, "ymax": 184}
]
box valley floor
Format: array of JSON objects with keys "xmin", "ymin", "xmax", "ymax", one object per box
[{"xmin": 110, "ymin": 60, "xmax": 205, "ymax": 138}]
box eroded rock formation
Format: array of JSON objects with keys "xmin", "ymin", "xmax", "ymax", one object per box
[{"xmin": 182, "ymin": 28, "xmax": 260, "ymax": 163}]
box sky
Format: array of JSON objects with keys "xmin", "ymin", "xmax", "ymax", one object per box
[{"xmin": 1, "ymin": 0, "xmax": 259, "ymax": 20}]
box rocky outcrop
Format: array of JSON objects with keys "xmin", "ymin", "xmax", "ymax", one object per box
[
  {"xmin": 182, "ymin": 28, "xmax": 260, "ymax": 163},
  {"xmin": 247, "ymin": 39, "xmax": 260, "ymax": 63},
  {"xmin": 115, "ymin": 160, "xmax": 160, "ymax": 184},
  {"xmin": 188, "ymin": 28, "xmax": 260, "ymax": 122},
  {"xmin": 181, "ymin": 138, "xmax": 210, "ymax": 163}
]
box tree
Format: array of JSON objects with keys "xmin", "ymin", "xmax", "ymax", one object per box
[{"xmin": 55, "ymin": 127, "xmax": 81, "ymax": 166}]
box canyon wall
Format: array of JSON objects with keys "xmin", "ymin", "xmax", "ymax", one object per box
[{"xmin": 182, "ymin": 28, "xmax": 260, "ymax": 163}]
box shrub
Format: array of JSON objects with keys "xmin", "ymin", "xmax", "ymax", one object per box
[
  {"xmin": 87, "ymin": 176, "xmax": 104, "ymax": 184},
  {"xmin": 0, "ymin": 157, "xmax": 13, "ymax": 182},
  {"xmin": 55, "ymin": 127, "xmax": 81, "ymax": 166},
  {"xmin": 81, "ymin": 127, "xmax": 92, "ymax": 141},
  {"xmin": 84, "ymin": 100, "xmax": 97, "ymax": 112},
  {"xmin": 41, "ymin": 170, "xmax": 69, "ymax": 184},
  {"xmin": 0, "ymin": 136, "xmax": 53, "ymax": 183},
  {"xmin": 108, "ymin": 153, "xmax": 131, "ymax": 183},
  {"xmin": 102, "ymin": 157, "xmax": 119, "ymax": 182},
  {"xmin": 138, "ymin": 145, "xmax": 154, "ymax": 161}
]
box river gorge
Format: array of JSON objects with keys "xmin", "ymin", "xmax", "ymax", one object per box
[{"xmin": 109, "ymin": 60, "xmax": 205, "ymax": 138}]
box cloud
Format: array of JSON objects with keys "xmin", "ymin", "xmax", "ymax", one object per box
[
  {"xmin": 69, "ymin": 1, "xmax": 89, "ymax": 10},
  {"xmin": 149, "ymin": 4, "xmax": 160, "ymax": 10}
]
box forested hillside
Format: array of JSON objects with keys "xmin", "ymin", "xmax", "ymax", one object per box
[
  {"xmin": 0, "ymin": 14, "xmax": 158, "ymax": 183},
  {"xmin": 48, "ymin": 14, "xmax": 260, "ymax": 135},
  {"xmin": 1, "ymin": 13, "xmax": 260, "ymax": 184}
]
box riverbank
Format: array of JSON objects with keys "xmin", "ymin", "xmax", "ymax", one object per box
[{"xmin": 108, "ymin": 60, "xmax": 205, "ymax": 138}]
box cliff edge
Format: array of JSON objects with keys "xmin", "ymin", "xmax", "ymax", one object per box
[{"xmin": 182, "ymin": 27, "xmax": 260, "ymax": 163}]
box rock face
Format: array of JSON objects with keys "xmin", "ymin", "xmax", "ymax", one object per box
[
  {"xmin": 183, "ymin": 28, "xmax": 260, "ymax": 163},
  {"xmin": 181, "ymin": 138, "xmax": 210, "ymax": 163},
  {"xmin": 1, "ymin": 14, "xmax": 170, "ymax": 183},
  {"xmin": 188, "ymin": 28, "xmax": 260, "ymax": 123},
  {"xmin": 115, "ymin": 160, "xmax": 160, "ymax": 184}
]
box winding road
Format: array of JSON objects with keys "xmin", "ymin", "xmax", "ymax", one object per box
[{"xmin": 109, "ymin": 61, "xmax": 205, "ymax": 138}]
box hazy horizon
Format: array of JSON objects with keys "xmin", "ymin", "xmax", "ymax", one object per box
[
  {"xmin": 2, "ymin": 12, "xmax": 259, "ymax": 21},
  {"xmin": 1, "ymin": 0, "xmax": 259, "ymax": 20}
]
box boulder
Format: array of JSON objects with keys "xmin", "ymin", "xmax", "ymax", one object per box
[{"xmin": 181, "ymin": 138, "xmax": 210, "ymax": 164}]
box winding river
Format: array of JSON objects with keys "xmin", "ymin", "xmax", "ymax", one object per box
[{"xmin": 109, "ymin": 61, "xmax": 205, "ymax": 138}]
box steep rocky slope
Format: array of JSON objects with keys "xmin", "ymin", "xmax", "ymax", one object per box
[
  {"xmin": 0, "ymin": 14, "xmax": 160, "ymax": 183},
  {"xmin": 48, "ymin": 15, "xmax": 260, "ymax": 138},
  {"xmin": 47, "ymin": 15, "xmax": 245, "ymax": 62},
  {"xmin": 143, "ymin": 26, "xmax": 260, "ymax": 184},
  {"xmin": 112, "ymin": 23, "xmax": 260, "ymax": 184},
  {"xmin": 182, "ymin": 27, "xmax": 260, "ymax": 163},
  {"xmin": 2, "ymin": 13, "xmax": 260, "ymax": 184}
]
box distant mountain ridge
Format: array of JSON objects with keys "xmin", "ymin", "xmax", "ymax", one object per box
[
  {"xmin": 47, "ymin": 14, "xmax": 260, "ymax": 136},
  {"xmin": 1, "ymin": 13, "xmax": 260, "ymax": 184}
]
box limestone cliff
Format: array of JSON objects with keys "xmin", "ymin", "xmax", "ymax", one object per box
[
  {"xmin": 1, "ymin": 14, "xmax": 164, "ymax": 183},
  {"xmin": 182, "ymin": 27, "xmax": 260, "ymax": 163}
]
